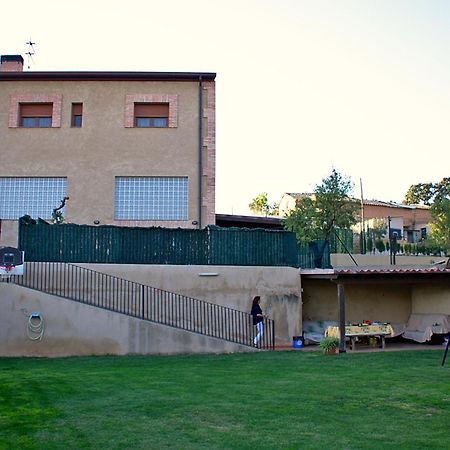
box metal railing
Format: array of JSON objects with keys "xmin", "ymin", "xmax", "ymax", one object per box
[{"xmin": 7, "ymin": 262, "xmax": 275, "ymax": 350}]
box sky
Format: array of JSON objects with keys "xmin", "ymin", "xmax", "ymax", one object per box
[{"xmin": 2, "ymin": 0, "xmax": 450, "ymax": 215}]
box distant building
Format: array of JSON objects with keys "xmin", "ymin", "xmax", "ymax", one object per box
[
  {"xmin": 279, "ymin": 193, "xmax": 432, "ymax": 243},
  {"xmin": 0, "ymin": 55, "xmax": 216, "ymax": 246}
]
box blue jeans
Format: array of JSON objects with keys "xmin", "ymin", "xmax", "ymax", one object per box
[{"xmin": 254, "ymin": 321, "xmax": 264, "ymax": 345}]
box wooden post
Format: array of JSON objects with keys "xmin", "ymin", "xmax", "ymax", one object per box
[{"xmin": 337, "ymin": 283, "xmax": 346, "ymax": 353}]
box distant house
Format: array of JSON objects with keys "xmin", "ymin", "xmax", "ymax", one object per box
[
  {"xmin": 279, "ymin": 193, "xmax": 432, "ymax": 243},
  {"xmin": 362, "ymin": 199, "xmax": 431, "ymax": 243}
]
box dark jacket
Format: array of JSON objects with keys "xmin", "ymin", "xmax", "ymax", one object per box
[{"xmin": 251, "ymin": 304, "xmax": 263, "ymax": 326}]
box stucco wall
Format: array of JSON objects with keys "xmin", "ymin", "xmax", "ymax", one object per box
[
  {"xmin": 0, "ymin": 78, "xmax": 216, "ymax": 248},
  {"xmin": 0, "ymin": 283, "xmax": 252, "ymax": 357},
  {"xmin": 332, "ymin": 254, "xmax": 440, "ymax": 267},
  {"xmin": 302, "ymin": 279, "xmax": 412, "ymax": 325},
  {"xmin": 77, "ymin": 264, "xmax": 303, "ymax": 345},
  {"xmin": 0, "ymin": 220, "xmax": 18, "ymax": 247},
  {"xmin": 0, "ymin": 264, "xmax": 302, "ymax": 355},
  {"xmin": 411, "ymin": 285, "xmax": 450, "ymax": 315}
]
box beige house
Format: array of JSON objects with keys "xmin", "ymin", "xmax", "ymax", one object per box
[
  {"xmin": 279, "ymin": 193, "xmax": 431, "ymax": 243},
  {"xmin": 0, "ymin": 55, "xmax": 216, "ymax": 247}
]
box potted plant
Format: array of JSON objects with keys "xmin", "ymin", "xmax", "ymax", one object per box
[{"xmin": 319, "ymin": 336, "xmax": 340, "ymax": 354}]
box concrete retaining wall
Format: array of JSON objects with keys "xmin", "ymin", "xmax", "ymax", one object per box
[
  {"xmin": 0, "ymin": 283, "xmax": 252, "ymax": 357},
  {"xmin": 0, "ymin": 264, "xmax": 302, "ymax": 356}
]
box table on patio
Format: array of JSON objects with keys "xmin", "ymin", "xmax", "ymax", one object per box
[{"xmin": 325, "ymin": 324, "xmax": 395, "ymax": 350}]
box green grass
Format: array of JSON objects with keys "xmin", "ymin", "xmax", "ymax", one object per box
[{"xmin": 0, "ymin": 350, "xmax": 449, "ymax": 449}]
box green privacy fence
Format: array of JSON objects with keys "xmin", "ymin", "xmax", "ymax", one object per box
[
  {"xmin": 329, "ymin": 228, "xmax": 354, "ymax": 254},
  {"xmin": 18, "ymin": 216, "xmax": 331, "ymax": 268}
]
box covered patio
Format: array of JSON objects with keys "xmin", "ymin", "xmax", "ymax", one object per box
[{"xmin": 300, "ymin": 266, "xmax": 450, "ymax": 352}]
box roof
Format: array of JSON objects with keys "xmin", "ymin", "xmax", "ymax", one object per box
[
  {"xmin": 301, "ymin": 265, "xmax": 450, "ymax": 284},
  {"xmin": 283, "ymin": 193, "xmax": 429, "ymax": 210},
  {"xmin": 0, "ymin": 71, "xmax": 216, "ymax": 82},
  {"xmin": 215, "ymin": 213, "xmax": 283, "ymax": 229}
]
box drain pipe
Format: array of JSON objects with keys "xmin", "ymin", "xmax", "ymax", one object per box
[{"xmin": 197, "ymin": 75, "xmax": 203, "ymax": 229}]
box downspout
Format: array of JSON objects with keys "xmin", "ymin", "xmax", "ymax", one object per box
[{"xmin": 197, "ymin": 75, "xmax": 203, "ymax": 229}]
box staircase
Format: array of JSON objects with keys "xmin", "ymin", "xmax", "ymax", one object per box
[{"xmin": 6, "ymin": 262, "xmax": 275, "ymax": 350}]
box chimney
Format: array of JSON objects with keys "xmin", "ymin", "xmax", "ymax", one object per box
[{"xmin": 1, "ymin": 55, "xmax": 24, "ymax": 72}]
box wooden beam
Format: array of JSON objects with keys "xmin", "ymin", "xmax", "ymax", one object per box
[{"xmin": 337, "ymin": 283, "xmax": 346, "ymax": 353}]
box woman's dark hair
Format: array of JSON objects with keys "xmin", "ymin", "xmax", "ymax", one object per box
[{"xmin": 252, "ymin": 296, "xmax": 261, "ymax": 306}]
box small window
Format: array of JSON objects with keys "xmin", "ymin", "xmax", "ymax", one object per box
[
  {"xmin": 134, "ymin": 103, "xmax": 169, "ymax": 128},
  {"xmin": 71, "ymin": 103, "xmax": 83, "ymax": 127},
  {"xmin": 20, "ymin": 103, "xmax": 53, "ymax": 128}
]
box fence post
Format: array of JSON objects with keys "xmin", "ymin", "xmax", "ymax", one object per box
[{"xmin": 141, "ymin": 285, "xmax": 145, "ymax": 319}]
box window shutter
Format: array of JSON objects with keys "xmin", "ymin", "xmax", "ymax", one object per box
[
  {"xmin": 72, "ymin": 103, "xmax": 83, "ymax": 115},
  {"xmin": 20, "ymin": 103, "xmax": 53, "ymax": 116},
  {"xmin": 134, "ymin": 103, "xmax": 169, "ymax": 117}
]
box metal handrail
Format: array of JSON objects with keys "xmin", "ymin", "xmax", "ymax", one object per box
[{"xmin": 9, "ymin": 262, "xmax": 275, "ymax": 350}]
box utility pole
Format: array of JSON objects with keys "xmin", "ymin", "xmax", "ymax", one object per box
[{"xmin": 360, "ymin": 178, "xmax": 366, "ymax": 254}]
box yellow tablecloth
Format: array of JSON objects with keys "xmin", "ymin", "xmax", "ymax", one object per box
[{"xmin": 325, "ymin": 324, "xmax": 394, "ymax": 338}]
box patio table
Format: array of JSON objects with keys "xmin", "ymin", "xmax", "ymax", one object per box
[{"xmin": 325, "ymin": 324, "xmax": 395, "ymax": 350}]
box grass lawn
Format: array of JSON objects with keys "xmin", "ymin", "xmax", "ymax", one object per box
[{"xmin": 0, "ymin": 349, "xmax": 449, "ymax": 449}]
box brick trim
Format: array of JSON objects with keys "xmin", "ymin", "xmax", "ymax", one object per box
[
  {"xmin": 9, "ymin": 93, "xmax": 62, "ymax": 128},
  {"xmin": 202, "ymin": 81, "xmax": 216, "ymax": 225},
  {"xmin": 124, "ymin": 94, "xmax": 178, "ymax": 128}
]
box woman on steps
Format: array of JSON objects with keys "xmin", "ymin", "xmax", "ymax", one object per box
[{"xmin": 251, "ymin": 296, "xmax": 265, "ymax": 347}]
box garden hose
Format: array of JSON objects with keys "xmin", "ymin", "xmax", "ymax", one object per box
[{"xmin": 27, "ymin": 312, "xmax": 44, "ymax": 341}]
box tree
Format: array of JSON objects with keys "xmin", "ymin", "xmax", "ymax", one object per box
[
  {"xmin": 430, "ymin": 198, "xmax": 450, "ymax": 250},
  {"xmin": 404, "ymin": 177, "xmax": 450, "ymax": 205},
  {"xmin": 375, "ymin": 239, "xmax": 385, "ymax": 254},
  {"xmin": 283, "ymin": 169, "xmax": 359, "ymax": 243},
  {"xmin": 248, "ymin": 192, "xmax": 279, "ymax": 216},
  {"xmin": 403, "ymin": 177, "xmax": 449, "ymax": 253}
]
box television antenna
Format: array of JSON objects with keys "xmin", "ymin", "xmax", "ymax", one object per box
[{"xmin": 25, "ymin": 39, "xmax": 36, "ymax": 69}]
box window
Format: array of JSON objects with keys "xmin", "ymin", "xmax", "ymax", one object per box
[
  {"xmin": 124, "ymin": 94, "xmax": 178, "ymax": 128},
  {"xmin": 9, "ymin": 94, "xmax": 62, "ymax": 128},
  {"xmin": 0, "ymin": 177, "xmax": 67, "ymax": 219},
  {"xmin": 115, "ymin": 176, "xmax": 188, "ymax": 220},
  {"xmin": 71, "ymin": 103, "xmax": 83, "ymax": 127},
  {"xmin": 134, "ymin": 103, "xmax": 169, "ymax": 128},
  {"xmin": 20, "ymin": 103, "xmax": 52, "ymax": 128}
]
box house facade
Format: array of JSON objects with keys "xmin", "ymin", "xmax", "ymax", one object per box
[{"xmin": 0, "ymin": 55, "xmax": 216, "ymax": 247}]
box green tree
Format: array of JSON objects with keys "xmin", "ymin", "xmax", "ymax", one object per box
[
  {"xmin": 283, "ymin": 169, "xmax": 359, "ymax": 243},
  {"xmin": 404, "ymin": 177, "xmax": 450, "ymax": 205},
  {"xmin": 430, "ymin": 198, "xmax": 450, "ymax": 251},
  {"xmin": 375, "ymin": 239, "xmax": 385, "ymax": 254},
  {"xmin": 248, "ymin": 192, "xmax": 279, "ymax": 216}
]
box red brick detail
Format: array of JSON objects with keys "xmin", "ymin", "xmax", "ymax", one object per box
[
  {"xmin": 9, "ymin": 93, "xmax": 63, "ymax": 128},
  {"xmin": 202, "ymin": 81, "xmax": 216, "ymax": 226},
  {"xmin": 124, "ymin": 94, "xmax": 178, "ymax": 128},
  {"xmin": 1, "ymin": 61, "xmax": 24, "ymax": 72}
]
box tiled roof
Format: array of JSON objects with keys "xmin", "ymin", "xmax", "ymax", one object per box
[
  {"xmin": 283, "ymin": 193, "xmax": 430, "ymax": 210},
  {"xmin": 301, "ymin": 263, "xmax": 450, "ymax": 277},
  {"xmin": 334, "ymin": 266, "xmax": 449, "ymax": 275}
]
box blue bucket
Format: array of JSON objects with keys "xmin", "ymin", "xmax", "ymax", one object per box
[{"xmin": 293, "ymin": 336, "xmax": 303, "ymax": 348}]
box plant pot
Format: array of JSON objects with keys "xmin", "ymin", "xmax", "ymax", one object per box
[{"xmin": 324, "ymin": 347, "xmax": 338, "ymax": 355}]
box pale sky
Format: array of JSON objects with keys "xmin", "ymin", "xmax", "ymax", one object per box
[{"xmin": 2, "ymin": 0, "xmax": 449, "ymax": 215}]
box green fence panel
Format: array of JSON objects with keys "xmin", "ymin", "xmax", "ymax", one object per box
[
  {"xmin": 208, "ymin": 226, "xmax": 298, "ymax": 266},
  {"xmin": 329, "ymin": 228, "xmax": 354, "ymax": 254},
  {"xmin": 18, "ymin": 216, "xmax": 330, "ymax": 268}
]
